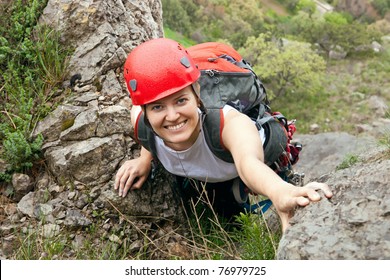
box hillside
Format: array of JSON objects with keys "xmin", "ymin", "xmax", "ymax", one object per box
[{"xmin": 260, "ymin": 0, "xmax": 289, "ymax": 16}]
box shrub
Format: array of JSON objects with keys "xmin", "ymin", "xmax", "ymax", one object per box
[{"xmin": 0, "ymin": 0, "xmax": 70, "ymax": 179}]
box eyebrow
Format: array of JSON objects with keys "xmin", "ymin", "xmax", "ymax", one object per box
[
  {"xmin": 149, "ymin": 93, "xmax": 191, "ymax": 106},
  {"xmin": 174, "ymin": 93, "xmax": 191, "ymax": 101}
]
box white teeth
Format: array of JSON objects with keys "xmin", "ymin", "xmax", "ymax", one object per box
[{"xmin": 167, "ymin": 121, "xmax": 186, "ymax": 130}]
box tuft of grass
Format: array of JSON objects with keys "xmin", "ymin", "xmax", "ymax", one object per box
[
  {"xmin": 336, "ymin": 154, "xmax": 361, "ymax": 170},
  {"xmin": 232, "ymin": 212, "xmax": 281, "ymax": 260},
  {"xmin": 178, "ymin": 182, "xmax": 281, "ymax": 260}
]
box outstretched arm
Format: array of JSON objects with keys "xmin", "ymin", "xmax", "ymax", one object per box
[{"xmin": 222, "ymin": 110, "xmax": 333, "ymax": 232}]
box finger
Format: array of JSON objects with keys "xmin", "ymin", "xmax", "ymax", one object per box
[
  {"xmin": 294, "ymin": 186, "xmax": 320, "ymax": 202},
  {"xmin": 121, "ymin": 174, "xmax": 137, "ymax": 197},
  {"xmin": 305, "ymin": 182, "xmax": 328, "ymax": 190},
  {"xmin": 130, "ymin": 177, "xmax": 145, "ymax": 191},
  {"xmin": 118, "ymin": 173, "xmax": 132, "ymax": 196},
  {"xmin": 304, "ymin": 182, "xmax": 333, "ymax": 199},
  {"xmin": 321, "ymin": 185, "xmax": 333, "ymax": 198},
  {"xmin": 296, "ymin": 196, "xmax": 310, "ymax": 206},
  {"xmin": 114, "ymin": 169, "xmax": 124, "ymax": 190}
]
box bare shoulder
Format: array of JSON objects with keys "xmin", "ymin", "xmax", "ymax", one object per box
[
  {"xmin": 222, "ymin": 109, "xmax": 260, "ymax": 149},
  {"xmin": 223, "ymin": 109, "xmax": 254, "ymax": 130}
]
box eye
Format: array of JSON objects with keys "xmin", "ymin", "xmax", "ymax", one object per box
[
  {"xmin": 150, "ymin": 104, "xmax": 163, "ymax": 111},
  {"xmin": 177, "ymin": 98, "xmax": 188, "ymax": 105}
]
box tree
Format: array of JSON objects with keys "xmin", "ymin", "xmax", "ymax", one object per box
[
  {"xmin": 279, "ymin": 10, "xmax": 383, "ymax": 56},
  {"xmin": 371, "ymin": 0, "xmax": 390, "ymax": 17},
  {"xmin": 162, "ymin": 0, "xmax": 193, "ymax": 36},
  {"xmin": 239, "ymin": 33, "xmax": 326, "ymax": 99}
]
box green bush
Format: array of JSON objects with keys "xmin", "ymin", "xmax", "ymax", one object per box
[
  {"xmin": 239, "ymin": 33, "xmax": 326, "ymax": 99},
  {"xmin": 0, "ymin": 0, "xmax": 70, "ymax": 179},
  {"xmin": 3, "ymin": 132, "xmax": 43, "ymax": 172},
  {"xmin": 372, "ymin": 0, "xmax": 390, "ymax": 17}
]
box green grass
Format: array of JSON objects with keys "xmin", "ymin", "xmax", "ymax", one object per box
[
  {"xmin": 10, "ymin": 195, "xmax": 281, "ymax": 260},
  {"xmin": 164, "ymin": 27, "xmax": 196, "ymax": 47},
  {"xmin": 10, "ymin": 176, "xmax": 279, "ymax": 261},
  {"xmin": 336, "ymin": 154, "xmax": 361, "ymax": 170}
]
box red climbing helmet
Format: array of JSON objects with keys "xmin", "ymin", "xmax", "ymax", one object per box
[{"xmin": 123, "ymin": 38, "xmax": 200, "ymax": 105}]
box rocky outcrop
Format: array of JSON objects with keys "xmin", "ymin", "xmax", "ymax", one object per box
[
  {"xmin": 40, "ymin": 0, "xmax": 163, "ymax": 84},
  {"xmin": 33, "ymin": 0, "xmax": 188, "ymax": 219},
  {"xmin": 33, "ymin": 0, "xmax": 162, "ymax": 187},
  {"xmin": 278, "ymin": 146, "xmax": 390, "ymax": 259},
  {"xmin": 293, "ymin": 132, "xmax": 377, "ymax": 181}
]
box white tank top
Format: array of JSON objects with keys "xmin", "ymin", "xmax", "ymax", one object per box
[{"xmin": 154, "ymin": 105, "xmax": 265, "ymax": 182}]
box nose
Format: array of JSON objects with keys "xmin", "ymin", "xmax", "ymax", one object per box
[{"xmin": 165, "ymin": 105, "xmax": 180, "ymax": 122}]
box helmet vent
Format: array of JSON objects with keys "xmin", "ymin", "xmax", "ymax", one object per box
[
  {"xmin": 129, "ymin": 79, "xmax": 137, "ymax": 91},
  {"xmin": 180, "ymin": 57, "xmax": 191, "ymax": 68}
]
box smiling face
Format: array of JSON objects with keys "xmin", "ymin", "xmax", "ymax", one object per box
[{"xmin": 144, "ymin": 85, "xmax": 201, "ymax": 151}]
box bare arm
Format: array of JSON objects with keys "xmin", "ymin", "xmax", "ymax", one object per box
[
  {"xmin": 114, "ymin": 105, "xmax": 152, "ymax": 197},
  {"xmin": 222, "ymin": 110, "xmax": 332, "ymax": 231}
]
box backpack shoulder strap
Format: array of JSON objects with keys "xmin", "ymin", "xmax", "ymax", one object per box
[
  {"xmin": 203, "ymin": 106, "xmax": 289, "ymax": 166},
  {"xmin": 202, "ymin": 109, "xmax": 234, "ymax": 163}
]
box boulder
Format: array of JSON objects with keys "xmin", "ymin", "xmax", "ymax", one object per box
[{"xmin": 278, "ymin": 147, "xmax": 390, "ymax": 259}]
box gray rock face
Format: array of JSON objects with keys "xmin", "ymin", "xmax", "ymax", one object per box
[
  {"xmin": 99, "ymin": 167, "xmax": 186, "ymax": 223},
  {"xmin": 278, "ymin": 149, "xmax": 390, "ymax": 259},
  {"xmin": 293, "ymin": 132, "xmax": 377, "ymax": 181},
  {"xmin": 45, "ymin": 135, "xmax": 126, "ymax": 185},
  {"xmin": 33, "ymin": 0, "xmax": 163, "ymax": 187},
  {"xmin": 16, "ymin": 0, "xmax": 189, "ymax": 238},
  {"xmin": 40, "ymin": 0, "xmax": 163, "ymax": 84},
  {"xmin": 12, "ymin": 1, "xmax": 189, "ymax": 253}
]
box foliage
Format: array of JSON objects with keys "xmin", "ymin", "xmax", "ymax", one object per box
[
  {"xmin": 379, "ymin": 131, "xmax": 390, "ymax": 155},
  {"xmin": 232, "ymin": 213, "xmax": 280, "ymax": 259},
  {"xmin": 372, "ymin": 0, "xmax": 390, "ymax": 17},
  {"xmin": 0, "ymin": 0, "xmax": 70, "ymax": 177},
  {"xmin": 161, "ymin": 0, "xmax": 196, "ymax": 36},
  {"xmin": 279, "ymin": 10, "xmax": 383, "ymax": 56},
  {"xmin": 163, "ymin": 1, "xmax": 385, "ymax": 55},
  {"xmin": 162, "ymin": 0, "xmax": 266, "ymax": 48},
  {"xmin": 239, "ymin": 33, "xmax": 326, "ymax": 99},
  {"xmin": 11, "ymin": 197, "xmax": 281, "ymax": 260},
  {"xmin": 378, "ymin": 110, "xmax": 390, "ymax": 155},
  {"xmin": 3, "ymin": 132, "xmax": 43, "ymax": 171},
  {"xmin": 294, "ymin": 0, "xmax": 316, "ymax": 15},
  {"xmin": 323, "ymin": 11, "xmax": 351, "ymax": 25}
]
